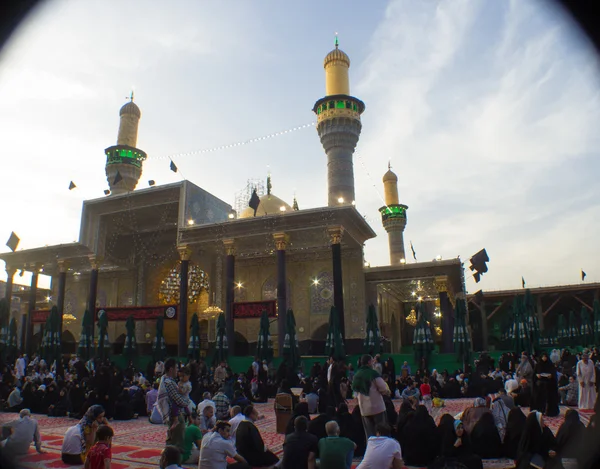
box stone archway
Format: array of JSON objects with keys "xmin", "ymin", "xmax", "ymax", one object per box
[{"xmin": 234, "ymin": 331, "xmax": 249, "ymax": 356}]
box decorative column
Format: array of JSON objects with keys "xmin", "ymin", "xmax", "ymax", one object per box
[
  {"xmin": 56, "ymin": 259, "xmax": 68, "ymax": 335},
  {"xmin": 87, "ymin": 255, "xmax": 101, "ymax": 340},
  {"xmin": 4, "ymin": 265, "xmax": 16, "ymax": 308},
  {"xmin": 273, "ymin": 233, "xmax": 288, "ymax": 354},
  {"xmin": 26, "ymin": 264, "xmax": 40, "ymax": 356},
  {"xmin": 328, "ymin": 226, "xmax": 345, "ymax": 338},
  {"xmin": 435, "ymin": 276, "xmax": 454, "ymax": 354},
  {"xmin": 177, "ymin": 245, "xmax": 192, "ymax": 358},
  {"xmin": 223, "ymin": 240, "xmax": 235, "ymax": 356}
]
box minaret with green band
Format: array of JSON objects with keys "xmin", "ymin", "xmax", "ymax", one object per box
[{"xmin": 380, "ymin": 164, "xmax": 408, "ymax": 264}]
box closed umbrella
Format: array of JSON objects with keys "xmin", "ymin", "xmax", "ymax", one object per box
[
  {"xmin": 41, "ymin": 308, "xmax": 53, "ymax": 362},
  {"xmin": 188, "ymin": 313, "xmax": 201, "ymax": 360},
  {"xmin": 97, "ymin": 310, "xmax": 110, "ymax": 361},
  {"xmin": 325, "ymin": 306, "xmax": 345, "ymax": 361},
  {"xmin": 453, "ymin": 298, "xmax": 471, "ymax": 365},
  {"xmin": 0, "ymin": 299, "xmax": 9, "ymax": 360},
  {"xmin": 580, "ymin": 306, "xmax": 593, "ymax": 347},
  {"xmin": 282, "ymin": 309, "xmax": 300, "ymax": 372},
  {"xmin": 78, "ymin": 310, "xmax": 93, "ymax": 360},
  {"xmin": 567, "ymin": 310, "xmax": 579, "ymax": 347},
  {"xmin": 413, "ymin": 302, "xmax": 434, "ymax": 366},
  {"xmin": 256, "ymin": 310, "xmax": 273, "ymax": 362},
  {"xmin": 557, "ymin": 313, "xmax": 567, "ymax": 347},
  {"xmin": 524, "ymin": 289, "xmax": 539, "ymax": 354},
  {"xmin": 594, "ymin": 299, "xmax": 600, "ymax": 345},
  {"xmin": 214, "ymin": 313, "xmax": 228, "ymax": 364},
  {"xmin": 363, "ymin": 304, "xmax": 381, "ymax": 356},
  {"xmin": 511, "ymin": 296, "xmax": 529, "ymax": 354},
  {"xmin": 50, "ymin": 306, "xmax": 61, "ymax": 364},
  {"xmin": 124, "ymin": 315, "xmax": 137, "ymax": 359},
  {"xmin": 152, "ymin": 316, "xmax": 167, "ymax": 362}
]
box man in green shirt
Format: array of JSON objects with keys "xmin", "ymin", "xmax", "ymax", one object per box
[
  {"xmin": 182, "ymin": 411, "xmax": 203, "ymax": 464},
  {"xmin": 318, "ymin": 421, "xmax": 356, "ymax": 469}
]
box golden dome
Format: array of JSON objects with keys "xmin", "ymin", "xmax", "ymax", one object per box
[
  {"xmin": 120, "ymin": 101, "xmax": 141, "ymax": 118},
  {"xmin": 324, "ymin": 47, "xmax": 350, "ymax": 68},
  {"xmin": 383, "ymin": 169, "xmax": 398, "ymax": 183},
  {"xmin": 239, "ymin": 194, "xmax": 293, "ymax": 219}
]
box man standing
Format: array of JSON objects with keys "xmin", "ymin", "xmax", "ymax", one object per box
[
  {"xmin": 1, "ymin": 409, "xmax": 44, "ymax": 457},
  {"xmin": 215, "ymin": 362, "xmax": 228, "ymax": 386},
  {"xmin": 576, "ymin": 350, "xmax": 597, "ymax": 409},
  {"xmin": 157, "ymin": 358, "xmax": 190, "ymax": 450},
  {"xmin": 181, "ymin": 412, "xmax": 202, "ymax": 465},
  {"xmin": 282, "ymin": 416, "xmax": 318, "ymax": 469},
  {"xmin": 354, "ymin": 355, "xmax": 390, "ymax": 439},
  {"xmin": 15, "ymin": 355, "xmax": 26, "ymax": 382},
  {"xmin": 199, "ymin": 420, "xmax": 249, "ymax": 469},
  {"xmin": 516, "ymin": 354, "xmax": 533, "ymax": 386}
]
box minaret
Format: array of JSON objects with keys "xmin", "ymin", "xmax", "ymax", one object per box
[
  {"xmin": 313, "ymin": 36, "xmax": 365, "ymax": 207},
  {"xmin": 105, "ymin": 93, "xmax": 147, "ymax": 195},
  {"xmin": 380, "ymin": 164, "xmax": 408, "ymax": 265}
]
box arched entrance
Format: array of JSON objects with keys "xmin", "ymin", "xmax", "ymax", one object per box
[
  {"xmin": 310, "ymin": 323, "xmax": 329, "ymax": 355},
  {"xmin": 234, "ymin": 332, "xmax": 249, "ymax": 356},
  {"xmin": 62, "ymin": 330, "xmax": 76, "ymax": 354}
]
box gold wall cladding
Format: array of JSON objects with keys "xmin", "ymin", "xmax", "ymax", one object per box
[
  {"xmin": 233, "ymin": 247, "xmax": 366, "ymax": 341},
  {"xmin": 317, "ymin": 107, "xmax": 360, "ymax": 124}
]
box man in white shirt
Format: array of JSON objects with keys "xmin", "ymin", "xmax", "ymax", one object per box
[
  {"xmin": 228, "ymin": 406, "xmax": 245, "ymax": 445},
  {"xmin": 14, "ymin": 355, "xmax": 26, "ymax": 381},
  {"xmin": 2, "ymin": 409, "xmax": 44, "ymax": 457},
  {"xmin": 199, "ymin": 420, "xmax": 249, "ymax": 469},
  {"xmin": 61, "ymin": 424, "xmax": 83, "ymax": 464},
  {"xmin": 357, "ymin": 422, "xmax": 402, "ymax": 469},
  {"xmin": 576, "ymin": 350, "xmax": 597, "ymax": 409},
  {"xmin": 7, "ymin": 386, "xmax": 23, "ymax": 410}
]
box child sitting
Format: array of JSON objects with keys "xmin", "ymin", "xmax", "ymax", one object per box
[{"xmin": 84, "ymin": 425, "xmax": 113, "ymax": 469}]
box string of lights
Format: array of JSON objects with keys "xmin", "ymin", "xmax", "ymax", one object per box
[{"xmin": 154, "ymin": 122, "xmax": 316, "ymax": 161}]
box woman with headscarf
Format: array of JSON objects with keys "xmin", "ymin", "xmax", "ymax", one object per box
[
  {"xmin": 79, "ymin": 404, "xmax": 109, "ymax": 461},
  {"xmin": 438, "ymin": 413, "xmax": 456, "ymax": 440},
  {"xmin": 335, "ymin": 402, "xmax": 354, "ymax": 440},
  {"xmin": 555, "ymin": 409, "xmax": 584, "ymax": 459},
  {"xmin": 471, "ymin": 412, "xmax": 503, "ymax": 459},
  {"xmin": 532, "ymin": 352, "xmax": 559, "ymax": 417},
  {"xmin": 395, "ymin": 400, "xmax": 413, "ymax": 443},
  {"xmin": 462, "ymin": 398, "xmax": 490, "ymax": 434},
  {"xmin": 401, "ymin": 405, "xmax": 440, "ymax": 467},
  {"xmin": 516, "ymin": 412, "xmax": 562, "ymax": 469},
  {"xmin": 285, "ymin": 402, "xmax": 310, "ymax": 435},
  {"xmin": 437, "ymin": 420, "xmax": 482, "ymax": 469},
  {"xmin": 350, "ymin": 404, "xmax": 366, "ymax": 457},
  {"xmin": 307, "ymin": 405, "xmax": 335, "ymax": 442},
  {"xmin": 504, "ymin": 407, "xmax": 527, "ymax": 459}
]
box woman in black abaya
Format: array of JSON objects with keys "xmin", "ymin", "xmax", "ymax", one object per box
[
  {"xmin": 471, "ymin": 412, "xmax": 503, "ymax": 459},
  {"xmin": 436, "ymin": 420, "xmax": 483, "ymax": 469},
  {"xmin": 504, "ymin": 407, "xmax": 527, "ymax": 459},
  {"xmin": 516, "ymin": 412, "xmax": 562, "ymax": 469},
  {"xmin": 285, "ymin": 402, "xmax": 310, "ymax": 435},
  {"xmin": 532, "ymin": 352, "xmax": 559, "ymax": 417},
  {"xmin": 555, "ymin": 409, "xmax": 584, "ymax": 459},
  {"xmin": 401, "ymin": 405, "xmax": 440, "ymax": 467},
  {"xmin": 395, "ymin": 400, "xmax": 413, "ymax": 443}
]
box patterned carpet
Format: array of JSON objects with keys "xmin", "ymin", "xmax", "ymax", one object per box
[{"xmin": 6, "ymin": 399, "xmax": 592, "ymax": 469}]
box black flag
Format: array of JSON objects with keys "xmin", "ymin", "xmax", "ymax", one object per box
[
  {"xmin": 170, "ymin": 160, "xmax": 178, "ymax": 173},
  {"xmin": 113, "ymin": 171, "xmax": 123, "ymax": 186},
  {"xmin": 410, "ymin": 241, "xmax": 417, "ymax": 261},
  {"xmin": 581, "ymin": 270, "xmax": 587, "ymax": 281},
  {"xmin": 5, "ymin": 232, "xmax": 19, "ymax": 252},
  {"xmin": 248, "ymin": 189, "xmax": 260, "ymax": 217},
  {"xmin": 521, "ymin": 277, "xmax": 526, "ymax": 288},
  {"xmin": 68, "ymin": 181, "xmax": 76, "ymax": 190}
]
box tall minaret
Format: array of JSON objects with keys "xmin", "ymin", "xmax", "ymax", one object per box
[
  {"xmin": 105, "ymin": 93, "xmax": 147, "ymax": 195},
  {"xmin": 380, "ymin": 164, "xmax": 408, "ymax": 265},
  {"xmin": 313, "ymin": 36, "xmax": 365, "ymax": 207}
]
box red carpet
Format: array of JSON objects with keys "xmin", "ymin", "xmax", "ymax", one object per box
[{"xmin": 4, "ymin": 399, "xmax": 587, "ymax": 469}]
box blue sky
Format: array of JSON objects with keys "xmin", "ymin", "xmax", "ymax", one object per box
[{"xmin": 0, "ymin": 0, "xmax": 598, "ymax": 291}]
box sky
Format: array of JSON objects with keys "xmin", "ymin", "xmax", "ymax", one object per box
[{"xmin": 0, "ymin": 0, "xmax": 599, "ymax": 292}]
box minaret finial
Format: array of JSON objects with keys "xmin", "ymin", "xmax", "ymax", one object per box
[
  {"xmin": 128, "ymin": 90, "xmax": 134, "ymax": 102},
  {"xmin": 266, "ymin": 171, "xmax": 272, "ymax": 196},
  {"xmin": 388, "ymin": 160, "xmax": 391, "ymax": 171},
  {"xmin": 334, "ymin": 32, "xmax": 339, "ymax": 49}
]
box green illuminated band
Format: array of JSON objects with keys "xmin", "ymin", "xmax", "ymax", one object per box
[
  {"xmin": 379, "ymin": 204, "xmax": 408, "ymax": 222},
  {"xmin": 105, "ymin": 145, "xmax": 147, "ymax": 168}
]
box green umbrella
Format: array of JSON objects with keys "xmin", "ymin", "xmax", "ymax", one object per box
[
  {"xmin": 152, "ymin": 316, "xmax": 167, "ymax": 362},
  {"xmin": 0, "ymin": 299, "xmax": 9, "ymax": 360},
  {"xmin": 50, "ymin": 306, "xmax": 61, "ymax": 364},
  {"xmin": 594, "ymin": 299, "xmax": 600, "ymax": 345},
  {"xmin": 124, "ymin": 315, "xmax": 137, "ymax": 359},
  {"xmin": 188, "ymin": 313, "xmax": 201, "ymax": 360},
  {"xmin": 567, "ymin": 310, "xmax": 579, "ymax": 347},
  {"xmin": 413, "ymin": 302, "xmax": 434, "ymax": 365},
  {"xmin": 8, "ymin": 317, "xmax": 18, "ymax": 360},
  {"xmin": 77, "ymin": 310, "xmax": 93, "ymax": 360},
  {"xmin": 363, "ymin": 304, "xmax": 381, "ymax": 356},
  {"xmin": 557, "ymin": 313, "xmax": 567, "ymax": 347},
  {"xmin": 282, "ymin": 309, "xmax": 300, "ymax": 371},
  {"xmin": 523, "ymin": 290, "xmax": 539, "ymax": 354},
  {"xmin": 41, "ymin": 308, "xmax": 53, "ymax": 362},
  {"xmin": 97, "ymin": 310, "xmax": 110, "ymax": 361},
  {"xmin": 453, "ymin": 298, "xmax": 471, "ymax": 365},
  {"xmin": 511, "ymin": 296, "xmax": 529, "ymax": 354},
  {"xmin": 580, "ymin": 306, "xmax": 593, "ymax": 347},
  {"xmin": 214, "ymin": 313, "xmax": 228, "ymax": 364},
  {"xmin": 325, "ymin": 306, "xmax": 345, "ymax": 361},
  {"xmin": 256, "ymin": 310, "xmax": 273, "ymax": 362}
]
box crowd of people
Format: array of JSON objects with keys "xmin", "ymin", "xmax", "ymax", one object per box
[{"xmin": 0, "ymin": 346, "xmax": 596, "ymax": 469}]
